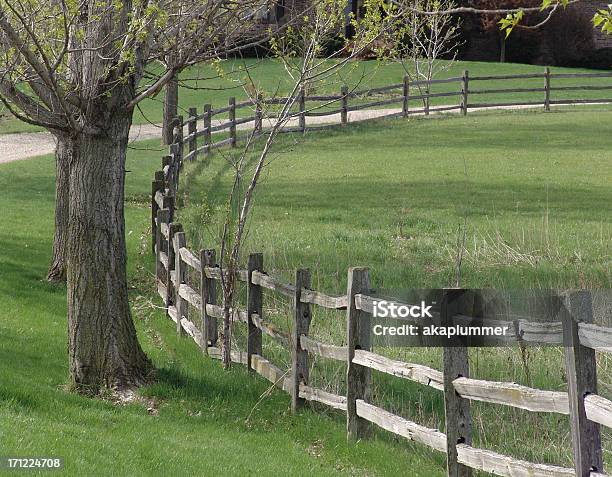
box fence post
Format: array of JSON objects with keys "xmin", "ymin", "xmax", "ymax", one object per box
[
  {"xmin": 155, "ymin": 208, "xmax": 170, "ymax": 295},
  {"xmin": 442, "ymin": 289, "xmax": 472, "ymax": 477},
  {"xmin": 562, "ymin": 291, "xmax": 603, "ymax": 477},
  {"xmin": 346, "ymin": 267, "xmax": 371, "ymax": 440},
  {"xmin": 461, "ymin": 70, "xmax": 469, "ymax": 116},
  {"xmin": 203, "ymin": 104, "xmax": 212, "ymax": 155},
  {"xmin": 544, "ymin": 67, "xmax": 551, "ymax": 112},
  {"xmin": 402, "ymin": 75, "xmax": 410, "ymax": 118},
  {"xmin": 247, "ymin": 253, "xmax": 263, "ymax": 371},
  {"xmin": 341, "ymin": 86, "xmax": 348, "ymax": 125},
  {"xmin": 173, "ymin": 230, "xmax": 187, "ymax": 336},
  {"xmin": 164, "ymin": 193, "xmax": 175, "ymax": 230},
  {"xmin": 161, "ymin": 154, "xmax": 173, "ymax": 197},
  {"xmin": 188, "ymin": 107, "xmax": 197, "ymax": 161},
  {"xmin": 229, "ymin": 97, "xmax": 237, "ymax": 147},
  {"xmin": 173, "ymin": 115, "xmax": 183, "ymax": 163},
  {"xmin": 169, "ymin": 144, "xmax": 180, "ymax": 193},
  {"xmin": 291, "ymin": 268, "xmax": 312, "ymax": 412},
  {"xmin": 166, "ymin": 222, "xmax": 182, "ymax": 310},
  {"xmin": 151, "ymin": 172, "xmax": 163, "ymax": 254},
  {"xmin": 255, "ymin": 93, "xmax": 263, "ymax": 134},
  {"xmin": 199, "ymin": 249, "xmax": 218, "ymax": 352}
]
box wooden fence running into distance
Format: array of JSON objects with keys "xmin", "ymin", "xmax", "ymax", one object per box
[
  {"xmin": 149, "ymin": 70, "xmax": 612, "ymax": 477},
  {"xmin": 165, "ymin": 68, "xmax": 612, "ymax": 157}
]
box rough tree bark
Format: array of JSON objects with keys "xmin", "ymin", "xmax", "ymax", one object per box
[
  {"xmin": 47, "ymin": 134, "xmax": 72, "ymax": 283},
  {"xmin": 162, "ymin": 75, "xmax": 178, "ymax": 146},
  {"xmin": 66, "ymin": 113, "xmax": 151, "ymax": 393}
]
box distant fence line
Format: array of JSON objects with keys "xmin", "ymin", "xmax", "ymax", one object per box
[
  {"xmin": 169, "ymin": 68, "xmax": 612, "ymax": 157},
  {"xmin": 148, "ymin": 91, "xmax": 612, "ymax": 475}
]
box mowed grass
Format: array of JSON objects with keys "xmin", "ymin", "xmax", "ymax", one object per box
[
  {"xmin": 2, "ymin": 58, "xmax": 612, "ymax": 134},
  {"xmin": 181, "ymin": 106, "xmax": 612, "ymax": 291},
  {"xmin": 177, "ymin": 106, "xmax": 612, "ymax": 469},
  {"xmin": 0, "ymin": 143, "xmax": 445, "ymax": 475}
]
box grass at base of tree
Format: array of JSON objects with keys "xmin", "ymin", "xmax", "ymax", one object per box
[{"xmin": 0, "ymin": 145, "xmax": 445, "ymax": 476}]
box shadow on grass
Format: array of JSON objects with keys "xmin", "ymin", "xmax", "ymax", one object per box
[
  {"xmin": 200, "ymin": 176, "xmax": 611, "ymax": 223},
  {"xmin": 144, "ymin": 362, "xmax": 286, "ymax": 409}
]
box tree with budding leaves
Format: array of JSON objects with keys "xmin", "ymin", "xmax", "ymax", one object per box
[{"xmin": 0, "ymin": 0, "xmax": 291, "ymax": 394}]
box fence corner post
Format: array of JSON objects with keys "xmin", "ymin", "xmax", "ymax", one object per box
[
  {"xmin": 229, "ymin": 97, "xmax": 237, "ymax": 147},
  {"xmin": 188, "ymin": 107, "xmax": 197, "ymax": 161},
  {"xmin": 442, "ymin": 288, "xmax": 472, "ymax": 477},
  {"xmin": 346, "ymin": 267, "xmax": 371, "ymax": 441},
  {"xmin": 561, "ymin": 291, "xmax": 603, "ymax": 477},
  {"xmin": 341, "ymin": 86, "xmax": 349, "ymax": 125},
  {"xmin": 292, "ymin": 268, "xmax": 312, "ymax": 413},
  {"xmin": 200, "ymin": 249, "xmax": 218, "ymax": 353},
  {"xmin": 247, "ymin": 253, "xmax": 264, "ymax": 372},
  {"xmin": 402, "ymin": 75, "xmax": 410, "ymax": 118},
  {"xmin": 544, "ymin": 67, "xmax": 551, "ymax": 112},
  {"xmin": 461, "ymin": 70, "xmax": 469, "ymax": 116},
  {"xmin": 203, "ymin": 104, "xmax": 212, "ymax": 155}
]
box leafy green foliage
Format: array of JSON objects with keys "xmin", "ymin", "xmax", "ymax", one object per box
[
  {"xmin": 498, "ymin": 10, "xmax": 524, "ymax": 38},
  {"xmin": 593, "ymin": 5, "xmax": 612, "ymax": 34}
]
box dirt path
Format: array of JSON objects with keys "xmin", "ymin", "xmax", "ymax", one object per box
[
  {"xmin": 0, "ymin": 109, "xmax": 403, "ymax": 163},
  {"xmin": 0, "ymin": 103, "xmax": 589, "ymax": 163},
  {"xmin": 0, "ymin": 123, "xmax": 165, "ymax": 164}
]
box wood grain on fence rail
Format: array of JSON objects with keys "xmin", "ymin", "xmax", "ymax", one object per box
[
  {"xmin": 352, "ymin": 349, "xmax": 444, "ymax": 390},
  {"xmin": 456, "ymin": 444, "xmax": 575, "ymax": 477},
  {"xmin": 299, "ymin": 385, "xmax": 347, "ymax": 411},
  {"xmin": 251, "ymin": 313, "xmax": 290, "ymax": 346},
  {"xmin": 300, "ymin": 335, "xmax": 347, "ymax": 362},
  {"xmin": 356, "ymin": 399, "xmax": 447, "ymax": 453}
]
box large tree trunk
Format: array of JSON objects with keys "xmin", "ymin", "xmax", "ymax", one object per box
[
  {"xmin": 162, "ymin": 75, "xmax": 178, "ymax": 146},
  {"xmin": 47, "ymin": 134, "xmax": 73, "ymax": 283},
  {"xmin": 67, "ymin": 114, "xmax": 151, "ymax": 394}
]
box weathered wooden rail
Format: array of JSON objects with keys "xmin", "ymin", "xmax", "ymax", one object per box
[
  {"xmin": 168, "ymin": 68, "xmax": 612, "ymax": 160},
  {"xmin": 149, "ymin": 71, "xmax": 612, "ymax": 476}
]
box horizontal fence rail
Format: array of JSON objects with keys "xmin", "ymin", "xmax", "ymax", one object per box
[
  {"xmin": 149, "ymin": 70, "xmax": 612, "ymax": 476},
  {"xmin": 164, "ymin": 68, "xmax": 612, "ymax": 160}
]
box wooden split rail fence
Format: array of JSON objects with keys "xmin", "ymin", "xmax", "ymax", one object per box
[
  {"xmin": 149, "ymin": 72, "xmax": 612, "ymax": 476},
  {"xmin": 165, "ymin": 68, "xmax": 612, "ymax": 158}
]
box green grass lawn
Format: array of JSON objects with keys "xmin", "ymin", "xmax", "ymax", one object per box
[
  {"xmin": 181, "ymin": 106, "xmax": 612, "ymax": 291},
  {"xmin": 0, "ymin": 142, "xmax": 445, "ymax": 476},
  {"xmin": 1, "ymin": 106, "xmax": 611, "ymax": 476},
  {"xmin": 176, "ymin": 106, "xmax": 612, "ymax": 469},
  {"xmin": 2, "ymin": 58, "xmax": 612, "ymax": 134}
]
